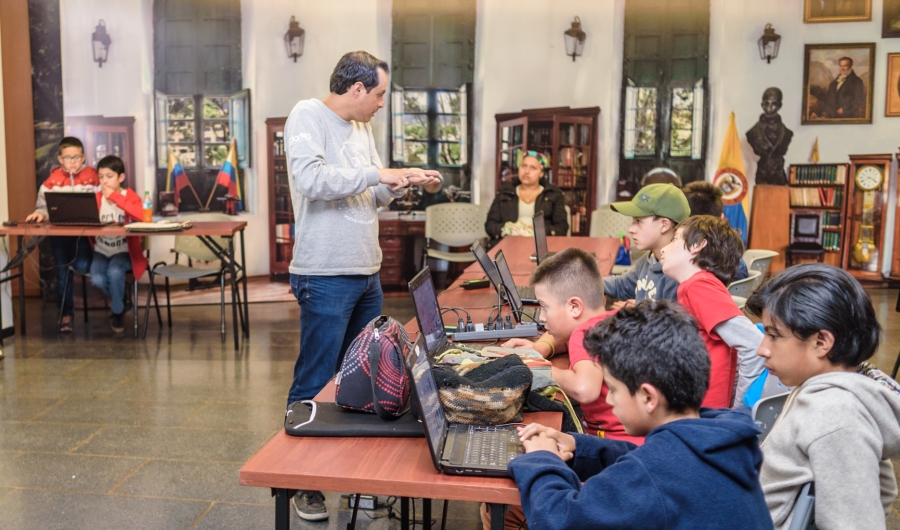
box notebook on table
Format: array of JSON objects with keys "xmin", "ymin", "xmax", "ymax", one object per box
[
  {"xmin": 470, "ymin": 240, "xmax": 537, "ymax": 304},
  {"xmin": 405, "ymin": 334, "xmax": 523, "ymax": 476},
  {"xmin": 46, "ymin": 192, "xmax": 103, "ymax": 226},
  {"xmin": 493, "ymin": 250, "xmax": 541, "ymax": 325}
]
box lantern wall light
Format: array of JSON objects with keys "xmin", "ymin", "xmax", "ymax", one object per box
[
  {"xmin": 285, "ymin": 16, "xmax": 305, "ymax": 62},
  {"xmin": 92, "ymin": 19, "xmax": 111, "ymax": 68},
  {"xmin": 758, "ymin": 23, "xmax": 781, "ymax": 64},
  {"xmin": 564, "ymin": 16, "xmax": 586, "ymax": 62}
]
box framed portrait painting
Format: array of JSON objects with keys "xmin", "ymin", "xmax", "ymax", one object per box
[
  {"xmin": 804, "ymin": 0, "xmax": 872, "ymax": 23},
  {"xmin": 801, "ymin": 43, "xmax": 875, "ymax": 125},
  {"xmin": 885, "ymin": 0, "xmax": 900, "ymax": 38},
  {"xmin": 887, "ymin": 54, "xmax": 900, "ymax": 117}
]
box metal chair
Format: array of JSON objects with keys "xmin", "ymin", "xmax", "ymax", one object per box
[
  {"xmin": 423, "ymin": 203, "xmax": 488, "ymax": 268},
  {"xmin": 727, "ymin": 270, "xmax": 761, "ymax": 299},
  {"xmin": 142, "ymin": 213, "xmax": 232, "ymax": 341}
]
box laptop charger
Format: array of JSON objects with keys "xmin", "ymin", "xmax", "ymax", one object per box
[
  {"xmin": 346, "ymin": 494, "xmax": 382, "ymax": 511},
  {"xmin": 461, "ymin": 278, "xmax": 491, "ymax": 290}
]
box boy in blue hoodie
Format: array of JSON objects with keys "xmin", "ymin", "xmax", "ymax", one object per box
[{"xmin": 509, "ymin": 300, "xmax": 773, "ymax": 530}]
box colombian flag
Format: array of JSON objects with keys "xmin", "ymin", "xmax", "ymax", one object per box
[
  {"xmin": 166, "ymin": 147, "xmax": 189, "ymax": 206},
  {"xmin": 215, "ymin": 138, "xmax": 242, "ymax": 211},
  {"xmin": 717, "ymin": 113, "xmax": 749, "ymax": 245}
]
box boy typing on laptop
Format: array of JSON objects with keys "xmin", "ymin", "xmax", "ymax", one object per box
[
  {"xmin": 509, "ymin": 300, "xmax": 772, "ymax": 530},
  {"xmin": 25, "ymin": 136, "xmax": 99, "ymax": 332}
]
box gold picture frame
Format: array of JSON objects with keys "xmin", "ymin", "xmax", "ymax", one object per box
[
  {"xmin": 804, "ymin": 0, "xmax": 872, "ymax": 23},
  {"xmin": 801, "ymin": 43, "xmax": 875, "ymax": 125},
  {"xmin": 887, "ymin": 54, "xmax": 900, "ymax": 117}
]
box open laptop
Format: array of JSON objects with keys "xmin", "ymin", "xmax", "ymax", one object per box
[
  {"xmin": 409, "ymin": 266, "xmax": 488, "ymax": 352},
  {"xmin": 470, "ymin": 241, "xmax": 537, "ymax": 304},
  {"xmin": 493, "ymin": 250, "xmax": 541, "ymax": 325},
  {"xmin": 45, "ymin": 192, "xmax": 103, "ymax": 226},
  {"xmin": 532, "ymin": 212, "xmax": 555, "ymax": 265},
  {"xmin": 405, "ymin": 333, "xmax": 523, "ymax": 476}
]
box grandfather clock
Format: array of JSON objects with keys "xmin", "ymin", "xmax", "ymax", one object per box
[
  {"xmin": 890, "ymin": 150, "xmax": 900, "ymax": 279},
  {"xmin": 842, "ymin": 154, "xmax": 893, "ymax": 280}
]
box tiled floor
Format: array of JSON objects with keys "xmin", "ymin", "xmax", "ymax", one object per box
[{"xmin": 1, "ymin": 289, "xmax": 900, "ymax": 529}]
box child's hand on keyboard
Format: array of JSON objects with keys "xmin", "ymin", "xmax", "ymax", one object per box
[{"xmin": 517, "ymin": 424, "xmax": 575, "ymax": 461}]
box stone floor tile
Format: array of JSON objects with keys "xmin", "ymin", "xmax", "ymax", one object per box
[
  {"xmin": 73, "ymin": 425, "xmax": 274, "ymax": 462},
  {"xmin": 0, "ymin": 422, "xmax": 101, "ymax": 452},
  {"xmin": 114, "ymin": 460, "xmax": 270, "ymax": 503},
  {"xmin": 0, "ymin": 396, "xmax": 60, "ymax": 421},
  {"xmin": 0, "ymin": 453, "xmax": 144, "ymax": 493},
  {"xmin": 32, "ymin": 399, "xmax": 203, "ymax": 427}
]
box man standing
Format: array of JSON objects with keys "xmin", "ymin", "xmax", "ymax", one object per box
[
  {"xmin": 284, "ymin": 51, "xmax": 440, "ymax": 521},
  {"xmin": 823, "ymin": 56, "xmax": 866, "ymax": 119}
]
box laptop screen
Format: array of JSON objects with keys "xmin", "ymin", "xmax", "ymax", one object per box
[
  {"xmin": 494, "ymin": 250, "xmax": 524, "ymax": 316},
  {"xmin": 408, "ymin": 267, "xmax": 446, "ymax": 354},
  {"xmin": 532, "ymin": 212, "xmax": 548, "ymax": 264},
  {"xmin": 470, "ymin": 241, "xmax": 502, "ymax": 290},
  {"xmin": 405, "ymin": 336, "xmax": 448, "ymax": 468}
]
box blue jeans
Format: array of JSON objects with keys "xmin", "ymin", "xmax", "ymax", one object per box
[
  {"xmin": 90, "ymin": 252, "xmax": 132, "ymax": 315},
  {"xmin": 287, "ymin": 273, "xmax": 383, "ymax": 404},
  {"xmin": 50, "ymin": 236, "xmax": 93, "ymax": 318}
]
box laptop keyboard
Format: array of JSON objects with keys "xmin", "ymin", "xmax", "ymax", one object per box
[{"xmin": 461, "ymin": 426, "xmax": 521, "ymax": 467}]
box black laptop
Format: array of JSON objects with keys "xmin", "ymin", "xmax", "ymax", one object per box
[
  {"xmin": 45, "ymin": 192, "xmax": 103, "ymax": 226},
  {"xmin": 532, "ymin": 212, "xmax": 555, "ymax": 265},
  {"xmin": 470, "ymin": 241, "xmax": 537, "ymax": 304},
  {"xmin": 494, "ymin": 250, "xmax": 541, "ymax": 325},
  {"xmin": 408, "ymin": 266, "xmax": 486, "ymax": 352},
  {"xmin": 405, "ymin": 333, "xmax": 523, "ymax": 476}
]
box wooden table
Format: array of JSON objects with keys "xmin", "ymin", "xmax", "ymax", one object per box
[
  {"xmin": 239, "ymin": 236, "xmax": 617, "ymax": 529},
  {"xmin": 0, "ymin": 221, "xmax": 249, "ymax": 349}
]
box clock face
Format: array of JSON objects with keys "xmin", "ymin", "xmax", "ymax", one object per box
[{"xmin": 856, "ymin": 165, "xmax": 884, "ymax": 191}]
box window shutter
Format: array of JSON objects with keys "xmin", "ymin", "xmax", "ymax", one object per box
[
  {"xmin": 230, "ymin": 88, "xmax": 251, "ymax": 168},
  {"xmin": 155, "ymin": 90, "xmax": 169, "ymax": 168},
  {"xmin": 391, "ymin": 85, "xmax": 405, "ymax": 163}
]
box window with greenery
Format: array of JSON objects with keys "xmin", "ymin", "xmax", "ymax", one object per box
[
  {"xmin": 156, "ymin": 91, "xmax": 249, "ymax": 170},
  {"xmin": 669, "ymin": 80, "xmax": 705, "ymax": 159},
  {"xmin": 391, "ymin": 85, "xmax": 468, "ymax": 168},
  {"xmin": 623, "ymin": 85, "xmax": 658, "ymax": 159}
]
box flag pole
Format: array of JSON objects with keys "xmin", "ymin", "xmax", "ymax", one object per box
[{"xmin": 203, "ymin": 182, "xmax": 220, "ymax": 210}]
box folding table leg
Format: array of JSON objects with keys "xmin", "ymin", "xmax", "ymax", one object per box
[
  {"xmin": 489, "ymin": 503, "xmax": 506, "ymax": 530},
  {"xmin": 400, "ymin": 497, "xmax": 409, "ymax": 530},
  {"xmin": 422, "ymin": 498, "xmax": 431, "ymax": 528},
  {"xmin": 273, "ymin": 488, "xmax": 296, "ymax": 530}
]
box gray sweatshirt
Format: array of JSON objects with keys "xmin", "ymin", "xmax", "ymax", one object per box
[
  {"xmin": 760, "ymin": 370, "xmax": 900, "ymax": 530},
  {"xmin": 603, "ymin": 252, "xmax": 679, "ymax": 302},
  {"xmin": 285, "ymin": 99, "xmax": 403, "ymax": 276}
]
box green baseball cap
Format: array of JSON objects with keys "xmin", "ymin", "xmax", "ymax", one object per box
[{"xmin": 610, "ymin": 183, "xmax": 690, "ymax": 222}]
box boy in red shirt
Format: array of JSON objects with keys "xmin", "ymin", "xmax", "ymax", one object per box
[
  {"xmin": 25, "ymin": 137, "xmax": 99, "ymax": 333},
  {"xmin": 659, "ymin": 215, "xmax": 765, "ymax": 407},
  {"xmin": 90, "ymin": 156, "xmax": 148, "ymax": 333}
]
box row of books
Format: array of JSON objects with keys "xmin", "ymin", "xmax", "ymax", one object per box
[
  {"xmin": 822, "ymin": 211, "xmax": 842, "ymax": 228},
  {"xmin": 789, "ymin": 164, "xmax": 846, "ymax": 185},
  {"xmin": 558, "ymin": 147, "xmax": 589, "ymax": 169},
  {"xmin": 789, "ymin": 187, "xmax": 843, "ymax": 208},
  {"xmin": 822, "ymin": 231, "xmax": 841, "ymax": 251},
  {"xmin": 273, "ymin": 132, "xmax": 286, "ymax": 157},
  {"xmin": 275, "ymin": 240, "xmax": 294, "ymax": 262},
  {"xmin": 558, "ymin": 123, "xmax": 590, "ymax": 145},
  {"xmin": 556, "ymin": 169, "xmax": 588, "ymax": 188},
  {"xmin": 275, "ymin": 223, "xmax": 294, "ymax": 242}
]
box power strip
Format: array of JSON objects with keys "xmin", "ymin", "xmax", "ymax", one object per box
[
  {"xmin": 449, "ymin": 324, "xmax": 541, "ymax": 341},
  {"xmin": 347, "ymin": 494, "xmax": 381, "ymax": 511}
]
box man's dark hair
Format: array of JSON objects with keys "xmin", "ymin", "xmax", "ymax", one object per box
[
  {"xmin": 97, "ymin": 155, "xmax": 125, "ymax": 176},
  {"xmin": 745, "ymin": 263, "xmax": 880, "ymax": 367},
  {"xmin": 839, "ymin": 56, "xmax": 853, "ymax": 67},
  {"xmin": 682, "ymin": 181, "xmax": 724, "ymax": 218},
  {"xmin": 530, "ymin": 248, "xmax": 604, "ymax": 309},
  {"xmin": 677, "ymin": 215, "xmax": 743, "ymax": 284},
  {"xmin": 58, "ymin": 136, "xmax": 84, "ymax": 155},
  {"xmin": 583, "ymin": 299, "xmax": 709, "ymax": 413},
  {"xmin": 329, "ymin": 51, "xmax": 390, "ymax": 95}
]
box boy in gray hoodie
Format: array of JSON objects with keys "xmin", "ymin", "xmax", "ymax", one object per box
[{"xmin": 746, "ymin": 264, "xmax": 900, "ymax": 530}]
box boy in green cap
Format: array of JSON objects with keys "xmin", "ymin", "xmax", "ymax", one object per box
[{"xmin": 604, "ymin": 183, "xmax": 690, "ymax": 305}]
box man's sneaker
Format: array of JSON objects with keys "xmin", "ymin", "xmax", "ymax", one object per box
[
  {"xmin": 291, "ymin": 490, "xmax": 328, "ymax": 521},
  {"xmin": 110, "ymin": 313, "xmax": 125, "ymax": 333}
]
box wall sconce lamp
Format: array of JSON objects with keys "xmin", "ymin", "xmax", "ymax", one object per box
[
  {"xmin": 758, "ymin": 23, "xmax": 781, "ymax": 64},
  {"xmin": 92, "ymin": 19, "xmax": 111, "ymax": 68},
  {"xmin": 564, "ymin": 16, "xmax": 586, "ymax": 62},
  {"xmin": 284, "ymin": 16, "xmax": 305, "ymax": 62}
]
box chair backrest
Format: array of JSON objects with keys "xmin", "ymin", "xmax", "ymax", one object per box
[
  {"xmin": 728, "ymin": 270, "xmax": 761, "ymax": 298},
  {"xmin": 787, "ymin": 482, "xmax": 816, "ymax": 530},
  {"xmin": 174, "ymin": 213, "xmax": 233, "ymax": 263},
  {"xmin": 425, "ymin": 203, "xmax": 488, "ymax": 247},
  {"xmin": 589, "ymin": 205, "xmax": 632, "ymax": 239},
  {"xmin": 564, "ymin": 205, "xmax": 571, "ymax": 236},
  {"xmin": 744, "ymin": 249, "xmax": 779, "ymax": 277},
  {"xmin": 751, "ymin": 391, "xmax": 789, "ymax": 442}
]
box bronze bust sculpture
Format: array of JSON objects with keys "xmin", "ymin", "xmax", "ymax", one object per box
[{"xmin": 746, "ymin": 87, "xmax": 793, "ymax": 186}]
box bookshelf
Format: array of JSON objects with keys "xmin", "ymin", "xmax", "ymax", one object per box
[
  {"xmin": 787, "ymin": 163, "xmax": 849, "ymax": 267},
  {"xmin": 267, "ymin": 117, "xmax": 293, "ymax": 281}
]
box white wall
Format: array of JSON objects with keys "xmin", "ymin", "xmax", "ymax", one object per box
[
  {"xmin": 709, "ymin": 0, "xmax": 900, "ymax": 271},
  {"xmin": 473, "ymin": 0, "xmax": 624, "ymax": 207}
]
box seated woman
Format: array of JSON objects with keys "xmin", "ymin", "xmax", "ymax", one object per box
[{"xmin": 485, "ymin": 151, "xmax": 568, "ymax": 245}]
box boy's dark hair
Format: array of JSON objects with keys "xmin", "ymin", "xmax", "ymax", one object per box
[
  {"xmin": 683, "ymin": 181, "xmax": 724, "ymax": 218},
  {"xmin": 58, "ymin": 136, "xmax": 84, "ymax": 154},
  {"xmin": 97, "ymin": 155, "xmax": 125, "ymax": 176},
  {"xmin": 530, "ymin": 248, "xmax": 604, "ymax": 309},
  {"xmin": 745, "ymin": 263, "xmax": 880, "ymax": 367},
  {"xmin": 583, "ymin": 299, "xmax": 709, "ymax": 413},
  {"xmin": 329, "ymin": 51, "xmax": 390, "ymax": 95},
  {"xmin": 677, "ymin": 215, "xmax": 743, "ymax": 284}
]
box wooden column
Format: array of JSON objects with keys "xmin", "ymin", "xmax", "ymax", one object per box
[
  {"xmin": 891, "ymin": 149, "xmax": 900, "ymax": 279},
  {"xmin": 748, "ymin": 185, "xmax": 791, "ymax": 273},
  {"xmin": 0, "ymin": 0, "xmax": 39, "ymax": 296}
]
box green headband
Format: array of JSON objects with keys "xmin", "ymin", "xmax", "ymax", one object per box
[{"xmin": 523, "ymin": 150, "xmax": 550, "ymax": 169}]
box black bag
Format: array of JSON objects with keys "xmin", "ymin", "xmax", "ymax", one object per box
[{"xmin": 334, "ymin": 315, "xmax": 411, "ymax": 420}]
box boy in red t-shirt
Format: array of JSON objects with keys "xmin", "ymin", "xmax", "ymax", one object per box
[
  {"xmin": 503, "ymin": 248, "xmax": 640, "ymax": 444},
  {"xmin": 659, "ymin": 215, "xmax": 765, "ymax": 407}
]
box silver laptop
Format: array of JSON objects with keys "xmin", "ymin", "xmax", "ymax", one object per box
[
  {"xmin": 405, "ymin": 334, "xmax": 523, "ymax": 476},
  {"xmin": 494, "ymin": 250, "xmax": 541, "ymax": 325},
  {"xmin": 45, "ymin": 192, "xmax": 103, "ymax": 226},
  {"xmin": 470, "ymin": 241, "xmax": 537, "ymax": 304}
]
